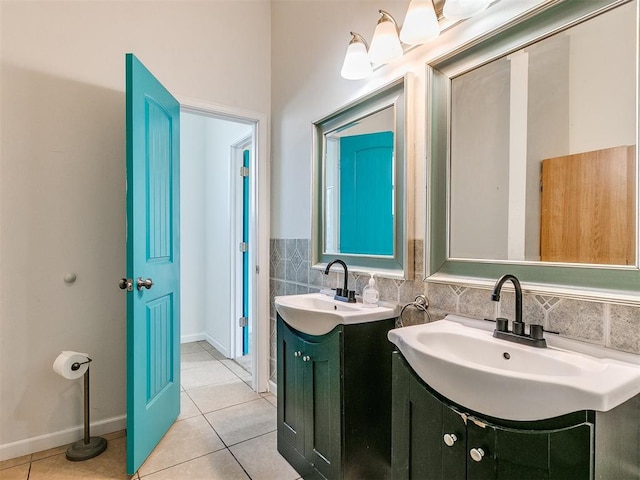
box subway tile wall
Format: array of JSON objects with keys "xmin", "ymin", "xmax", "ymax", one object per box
[{"xmin": 269, "ymin": 238, "xmax": 640, "ymax": 382}]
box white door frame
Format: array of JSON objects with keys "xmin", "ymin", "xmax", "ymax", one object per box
[{"xmin": 179, "ymin": 96, "xmax": 270, "ymax": 393}]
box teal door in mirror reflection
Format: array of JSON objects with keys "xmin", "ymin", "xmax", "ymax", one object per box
[{"xmin": 339, "ymin": 131, "xmax": 394, "ymax": 255}]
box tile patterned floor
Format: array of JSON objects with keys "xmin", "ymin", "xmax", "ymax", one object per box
[{"xmin": 0, "ymin": 341, "xmax": 300, "ymax": 480}]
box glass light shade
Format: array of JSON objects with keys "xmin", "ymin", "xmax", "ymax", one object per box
[
  {"xmin": 443, "ymin": 0, "xmax": 491, "ymax": 20},
  {"xmin": 341, "ymin": 35, "xmax": 373, "ymax": 80},
  {"xmin": 368, "ymin": 12, "xmax": 403, "ymax": 66},
  {"xmin": 400, "ymin": 0, "xmax": 440, "ymax": 45}
]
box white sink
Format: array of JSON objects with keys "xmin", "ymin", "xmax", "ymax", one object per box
[
  {"xmin": 275, "ymin": 292, "xmax": 399, "ymax": 336},
  {"xmin": 388, "ymin": 315, "xmax": 640, "ymax": 421}
]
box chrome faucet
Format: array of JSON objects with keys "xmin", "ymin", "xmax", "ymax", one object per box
[
  {"xmin": 324, "ymin": 259, "xmax": 356, "ymax": 303},
  {"xmin": 490, "ymin": 274, "xmax": 546, "ymax": 348}
]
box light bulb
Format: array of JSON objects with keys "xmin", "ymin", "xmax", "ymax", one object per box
[
  {"xmin": 400, "ymin": 0, "xmax": 440, "ymax": 45},
  {"xmin": 341, "ymin": 33, "xmax": 373, "ymax": 80},
  {"xmin": 368, "ymin": 10, "xmax": 403, "ymax": 66}
]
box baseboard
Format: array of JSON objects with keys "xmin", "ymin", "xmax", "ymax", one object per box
[
  {"xmin": 269, "ymin": 379, "xmax": 277, "ymax": 396},
  {"xmin": 0, "ymin": 415, "xmax": 126, "ymax": 462},
  {"xmin": 181, "ymin": 332, "xmax": 206, "ymax": 344},
  {"xmin": 204, "ymin": 333, "xmax": 230, "ymax": 358}
]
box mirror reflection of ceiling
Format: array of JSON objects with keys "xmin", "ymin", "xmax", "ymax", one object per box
[{"xmin": 448, "ymin": 1, "xmax": 636, "ymax": 266}]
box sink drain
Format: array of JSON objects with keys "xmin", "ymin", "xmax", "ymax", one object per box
[{"xmin": 503, "ymin": 352, "xmax": 511, "ymax": 360}]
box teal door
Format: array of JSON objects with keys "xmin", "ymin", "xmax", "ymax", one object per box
[
  {"xmin": 125, "ymin": 53, "xmax": 181, "ymax": 475},
  {"xmin": 242, "ymin": 149, "xmax": 250, "ymax": 355},
  {"xmin": 339, "ymin": 131, "xmax": 394, "ymax": 255}
]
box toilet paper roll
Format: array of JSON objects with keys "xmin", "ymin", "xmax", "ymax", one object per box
[{"xmin": 53, "ymin": 351, "xmax": 90, "ymax": 380}]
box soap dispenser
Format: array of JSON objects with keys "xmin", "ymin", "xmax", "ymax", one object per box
[{"xmin": 362, "ymin": 273, "xmax": 379, "ymax": 307}]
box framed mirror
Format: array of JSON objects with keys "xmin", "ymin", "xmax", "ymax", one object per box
[
  {"xmin": 426, "ymin": 0, "xmax": 639, "ymax": 299},
  {"xmin": 312, "ymin": 76, "xmax": 412, "ymax": 278}
]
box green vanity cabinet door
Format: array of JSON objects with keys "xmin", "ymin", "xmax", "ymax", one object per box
[
  {"xmin": 277, "ymin": 317, "xmax": 309, "ymax": 474},
  {"xmin": 466, "ymin": 418, "xmax": 593, "ymax": 480},
  {"xmin": 302, "ymin": 332, "xmax": 342, "ymax": 480},
  {"xmin": 276, "ymin": 315, "xmax": 342, "ymax": 480},
  {"xmin": 391, "ymin": 352, "xmax": 466, "ymax": 480}
]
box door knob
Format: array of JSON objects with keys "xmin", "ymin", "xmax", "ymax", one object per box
[
  {"xmin": 119, "ymin": 278, "xmax": 133, "ymax": 291},
  {"xmin": 470, "ymin": 448, "xmax": 485, "ymax": 462},
  {"xmin": 136, "ymin": 277, "xmax": 154, "ymax": 291}
]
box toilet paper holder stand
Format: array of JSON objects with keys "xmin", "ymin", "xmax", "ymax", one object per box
[{"xmin": 66, "ymin": 356, "xmax": 108, "ymax": 462}]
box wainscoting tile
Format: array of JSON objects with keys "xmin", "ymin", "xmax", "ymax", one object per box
[
  {"xmin": 547, "ymin": 299, "xmax": 604, "ymax": 344},
  {"xmin": 609, "ymin": 304, "xmax": 640, "ymax": 354}
]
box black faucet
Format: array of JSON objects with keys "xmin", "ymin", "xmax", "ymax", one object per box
[
  {"xmin": 490, "ymin": 274, "xmax": 546, "ymax": 348},
  {"xmin": 324, "ymin": 259, "xmax": 356, "ymax": 303}
]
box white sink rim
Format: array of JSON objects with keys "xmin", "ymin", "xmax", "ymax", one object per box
[
  {"xmin": 388, "ymin": 315, "xmax": 640, "ymax": 421},
  {"xmin": 275, "ymin": 292, "xmax": 399, "ymax": 336}
]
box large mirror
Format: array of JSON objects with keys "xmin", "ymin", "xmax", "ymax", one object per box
[
  {"xmin": 312, "ymin": 76, "xmax": 412, "ymax": 277},
  {"xmin": 426, "ymin": 0, "xmax": 640, "ymax": 298}
]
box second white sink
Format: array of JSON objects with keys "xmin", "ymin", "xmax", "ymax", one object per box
[
  {"xmin": 275, "ymin": 292, "xmax": 399, "ymax": 336},
  {"xmin": 388, "ymin": 315, "xmax": 640, "ymax": 421}
]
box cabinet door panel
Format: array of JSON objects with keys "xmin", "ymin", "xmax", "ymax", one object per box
[
  {"xmin": 549, "ymin": 424, "xmax": 592, "ymax": 480},
  {"xmin": 277, "ymin": 319, "xmax": 305, "ymax": 454},
  {"xmin": 495, "ymin": 428, "xmax": 549, "ymax": 480},
  {"xmin": 304, "ymin": 332, "xmax": 341, "ymax": 480},
  {"xmin": 467, "ymin": 420, "xmax": 497, "ymax": 480},
  {"xmin": 442, "ymin": 406, "xmax": 467, "ymax": 480}
]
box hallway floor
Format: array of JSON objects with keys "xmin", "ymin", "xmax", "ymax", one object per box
[{"xmin": 0, "ymin": 341, "xmax": 299, "ymax": 480}]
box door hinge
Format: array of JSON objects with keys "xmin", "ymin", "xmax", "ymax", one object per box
[
  {"xmin": 239, "ymin": 242, "xmax": 248, "ymax": 252},
  {"xmin": 240, "ymin": 166, "xmax": 249, "ymax": 177},
  {"xmin": 239, "ymin": 316, "xmax": 248, "ymax": 327}
]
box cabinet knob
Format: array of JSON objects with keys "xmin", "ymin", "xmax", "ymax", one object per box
[
  {"xmin": 294, "ymin": 351, "xmax": 302, "ymax": 357},
  {"xmin": 470, "ymin": 448, "xmax": 485, "ymax": 462},
  {"xmin": 302, "ymin": 355, "xmax": 311, "ymax": 362},
  {"xmin": 443, "ymin": 433, "xmax": 457, "ymax": 447}
]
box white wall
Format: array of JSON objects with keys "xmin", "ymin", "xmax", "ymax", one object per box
[
  {"xmin": 569, "ymin": 1, "xmax": 636, "ymax": 152},
  {"xmin": 181, "ymin": 113, "xmax": 208, "ymax": 342},
  {"xmin": 0, "ymin": 0, "xmax": 270, "ymax": 458},
  {"xmin": 204, "ymin": 119, "xmax": 252, "ymax": 356}
]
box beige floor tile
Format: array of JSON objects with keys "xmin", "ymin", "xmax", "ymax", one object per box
[
  {"xmin": 197, "ymin": 341, "xmax": 226, "ymax": 360},
  {"xmin": 0, "ymin": 455, "xmax": 31, "ymax": 471},
  {"xmin": 262, "ymin": 392, "xmax": 277, "ymax": 407},
  {"xmin": 181, "ymin": 350, "xmax": 216, "ymax": 371},
  {"xmin": 205, "ymin": 398, "xmax": 276, "ymax": 446},
  {"xmin": 137, "ymin": 415, "xmax": 224, "ymax": 477},
  {"xmin": 187, "ymin": 379, "xmax": 260, "ymax": 414},
  {"xmin": 29, "ymin": 436, "xmax": 133, "ymax": 480},
  {"xmin": 178, "ymin": 391, "xmax": 201, "ymax": 420},
  {"xmin": 0, "ymin": 463, "xmax": 29, "ymax": 480},
  {"xmin": 221, "ymin": 359, "xmax": 251, "ymax": 380},
  {"xmin": 230, "ymin": 431, "xmax": 300, "ymax": 480},
  {"xmin": 181, "ymin": 361, "xmax": 238, "ymax": 390},
  {"xmin": 139, "ymin": 450, "xmax": 248, "ymax": 479},
  {"xmin": 180, "ymin": 342, "xmax": 205, "ymax": 355}
]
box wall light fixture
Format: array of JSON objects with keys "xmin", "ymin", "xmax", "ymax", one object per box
[
  {"xmin": 340, "ymin": 32, "xmax": 374, "ymax": 80},
  {"xmin": 400, "ymin": 0, "xmax": 440, "ymax": 45},
  {"xmin": 340, "ymin": 0, "xmax": 494, "ymax": 80},
  {"xmin": 368, "ymin": 10, "xmax": 403, "ymax": 66}
]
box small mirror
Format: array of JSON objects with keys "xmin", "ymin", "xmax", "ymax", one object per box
[
  {"xmin": 426, "ymin": 0, "xmax": 640, "ymax": 296},
  {"xmin": 312, "ymin": 76, "xmax": 411, "ymax": 277}
]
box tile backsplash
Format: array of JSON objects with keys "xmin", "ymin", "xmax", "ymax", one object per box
[{"xmin": 269, "ymin": 238, "xmax": 640, "ymax": 381}]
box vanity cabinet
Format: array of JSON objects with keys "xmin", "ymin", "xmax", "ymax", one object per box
[
  {"xmin": 392, "ymin": 352, "xmax": 640, "ymax": 480},
  {"xmin": 277, "ymin": 314, "xmax": 396, "ymax": 480}
]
